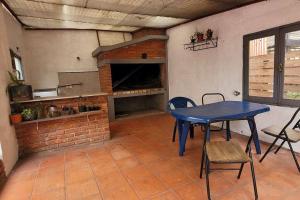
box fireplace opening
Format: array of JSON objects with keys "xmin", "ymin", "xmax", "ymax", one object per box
[
  {"xmin": 114, "ymin": 94, "xmax": 165, "ymax": 119},
  {"xmin": 111, "ymin": 64, "xmax": 162, "ymax": 91}
]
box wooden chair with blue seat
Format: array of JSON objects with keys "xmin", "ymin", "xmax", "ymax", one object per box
[
  {"xmin": 259, "ymin": 107, "xmax": 300, "ymax": 173},
  {"xmin": 167, "ymin": 97, "xmax": 197, "ymax": 142},
  {"xmin": 203, "ymin": 140, "xmax": 258, "ymax": 200}
]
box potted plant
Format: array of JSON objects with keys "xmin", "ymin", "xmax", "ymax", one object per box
[
  {"xmin": 10, "ymin": 103, "xmax": 22, "ymax": 124},
  {"xmin": 7, "ymin": 70, "xmax": 33, "ymax": 101},
  {"xmin": 190, "ymin": 35, "xmax": 196, "ymax": 43},
  {"xmin": 21, "ymin": 108, "xmax": 36, "ymax": 121},
  {"xmin": 206, "ymin": 29, "xmax": 213, "ymax": 40},
  {"xmin": 195, "ymin": 31, "xmax": 204, "ymax": 42}
]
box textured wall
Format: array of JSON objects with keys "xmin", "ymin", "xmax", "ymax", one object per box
[
  {"xmin": 23, "ymin": 30, "xmax": 132, "ymax": 89},
  {"xmin": 0, "ymin": 6, "xmax": 21, "ymax": 175},
  {"xmin": 167, "ymin": 0, "xmax": 300, "ymax": 152}
]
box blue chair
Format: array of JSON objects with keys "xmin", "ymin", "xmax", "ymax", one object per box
[{"xmin": 168, "ymin": 97, "xmax": 197, "ymax": 142}]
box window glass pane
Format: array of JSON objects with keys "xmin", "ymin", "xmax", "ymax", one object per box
[
  {"xmin": 283, "ymin": 30, "xmax": 300, "ymax": 100},
  {"xmin": 248, "ymin": 36, "xmax": 275, "ymax": 97},
  {"xmin": 13, "ymin": 57, "xmax": 24, "ymax": 80}
]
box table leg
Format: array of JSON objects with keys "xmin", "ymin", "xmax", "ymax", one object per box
[
  {"xmin": 247, "ymin": 117, "xmax": 261, "ymax": 154},
  {"xmin": 178, "ymin": 120, "xmax": 190, "ymax": 156}
]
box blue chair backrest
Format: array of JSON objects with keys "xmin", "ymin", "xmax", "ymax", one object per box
[{"xmin": 168, "ymin": 97, "xmax": 197, "ymax": 111}]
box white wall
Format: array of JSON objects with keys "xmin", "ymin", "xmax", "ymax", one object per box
[
  {"xmin": 0, "ymin": 6, "xmax": 22, "ymax": 174},
  {"xmin": 23, "ymin": 30, "xmax": 132, "ymax": 89},
  {"xmin": 167, "ymin": 0, "xmax": 300, "ymax": 152}
]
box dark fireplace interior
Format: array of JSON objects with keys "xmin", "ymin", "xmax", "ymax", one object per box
[{"xmin": 111, "ymin": 64, "xmax": 162, "ymax": 91}]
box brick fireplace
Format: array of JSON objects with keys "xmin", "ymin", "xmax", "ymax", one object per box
[{"xmin": 92, "ymin": 29, "xmax": 168, "ymax": 120}]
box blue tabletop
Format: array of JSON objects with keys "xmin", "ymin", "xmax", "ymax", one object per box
[{"xmin": 171, "ymin": 101, "xmax": 270, "ymax": 124}]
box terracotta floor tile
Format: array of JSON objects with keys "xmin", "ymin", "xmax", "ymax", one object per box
[
  {"xmin": 115, "ymin": 156, "xmax": 140, "ymax": 169},
  {"xmin": 91, "ymin": 160, "xmax": 119, "ymax": 177},
  {"xmin": 135, "ymin": 151, "xmax": 162, "ymax": 164},
  {"xmin": 80, "ymin": 194, "xmax": 103, "ymax": 200},
  {"xmin": 2, "ymin": 114, "xmax": 300, "ymax": 200},
  {"xmin": 121, "ymin": 165, "xmax": 153, "ymax": 182},
  {"xmin": 96, "ymin": 171, "xmax": 128, "ymax": 191},
  {"xmin": 66, "ymin": 166, "xmax": 93, "ymax": 184},
  {"xmin": 101, "ymin": 182, "xmax": 139, "ymax": 200},
  {"xmin": 39, "ymin": 154, "xmax": 65, "ymax": 169},
  {"xmin": 0, "ymin": 179, "xmax": 34, "ymax": 200},
  {"xmin": 33, "ymin": 170, "xmax": 65, "ymax": 193},
  {"xmin": 128, "ymin": 175, "xmax": 167, "ymax": 199},
  {"xmin": 156, "ymin": 167, "xmax": 193, "ymax": 188},
  {"xmin": 174, "ymin": 182, "xmax": 206, "ymax": 200},
  {"xmin": 66, "ymin": 179, "xmax": 100, "ymax": 200},
  {"xmin": 31, "ymin": 188, "xmax": 65, "ymax": 200},
  {"xmin": 7, "ymin": 169, "xmax": 37, "ymax": 184},
  {"xmin": 149, "ymin": 191, "xmax": 181, "ymax": 200}
]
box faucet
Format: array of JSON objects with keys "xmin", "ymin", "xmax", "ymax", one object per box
[{"xmin": 56, "ymin": 83, "xmax": 83, "ymax": 96}]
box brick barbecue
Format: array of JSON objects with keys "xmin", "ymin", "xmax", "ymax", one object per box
[{"xmin": 93, "ymin": 28, "xmax": 169, "ymax": 120}]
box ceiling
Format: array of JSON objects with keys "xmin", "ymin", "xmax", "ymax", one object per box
[{"xmin": 2, "ymin": 0, "xmax": 263, "ymax": 32}]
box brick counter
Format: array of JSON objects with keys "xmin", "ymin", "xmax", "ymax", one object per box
[{"xmin": 14, "ymin": 94, "xmax": 110, "ymax": 156}]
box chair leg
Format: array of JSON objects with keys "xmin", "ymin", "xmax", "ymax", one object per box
[
  {"xmin": 172, "ymin": 121, "xmax": 177, "ymax": 142},
  {"xmin": 189, "ymin": 125, "xmax": 194, "ymax": 139},
  {"xmin": 249, "ymin": 153, "xmax": 258, "ymax": 200},
  {"xmin": 274, "ymin": 140, "xmax": 285, "ymax": 154},
  {"xmin": 226, "ymin": 121, "xmax": 231, "ymax": 141},
  {"xmin": 259, "ymin": 136, "xmax": 280, "ymax": 163},
  {"xmin": 200, "ymin": 125, "xmax": 209, "ymax": 178},
  {"xmin": 237, "ymin": 135, "xmax": 253, "ymax": 179},
  {"xmin": 286, "ymin": 140, "xmax": 300, "ymax": 172},
  {"xmin": 205, "ymin": 154, "xmax": 211, "ymax": 200}
]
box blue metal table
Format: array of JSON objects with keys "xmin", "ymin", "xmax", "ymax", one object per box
[{"xmin": 170, "ymin": 101, "xmax": 270, "ymax": 156}]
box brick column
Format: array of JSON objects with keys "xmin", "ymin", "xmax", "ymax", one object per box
[{"xmin": 99, "ymin": 64, "xmax": 113, "ymax": 95}]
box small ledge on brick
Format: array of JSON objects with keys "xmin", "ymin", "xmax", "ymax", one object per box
[
  {"xmin": 92, "ymin": 35, "xmax": 169, "ymax": 57},
  {"xmin": 10, "ymin": 93, "xmax": 108, "ymax": 104},
  {"xmin": 98, "ymin": 58, "xmax": 166, "ymax": 66},
  {"xmin": 113, "ymin": 88, "xmax": 166, "ymax": 98},
  {"xmin": 14, "ymin": 110, "xmax": 102, "ymax": 125}
]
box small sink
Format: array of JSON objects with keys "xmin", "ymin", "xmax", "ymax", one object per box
[{"xmin": 33, "ymin": 89, "xmax": 58, "ymax": 99}]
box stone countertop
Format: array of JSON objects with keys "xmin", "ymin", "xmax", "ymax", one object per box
[{"xmin": 10, "ymin": 92, "xmax": 108, "ymax": 104}]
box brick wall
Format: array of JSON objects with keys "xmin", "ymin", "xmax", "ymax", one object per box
[
  {"xmin": 99, "ymin": 64, "xmax": 113, "ymax": 94},
  {"xmin": 0, "ymin": 160, "xmax": 6, "ymax": 189},
  {"xmin": 14, "ymin": 95, "xmax": 110, "ymax": 155},
  {"xmin": 97, "ymin": 28, "xmax": 167, "ymax": 105},
  {"xmin": 97, "ymin": 40, "xmax": 166, "ymax": 60},
  {"xmin": 132, "ymin": 28, "xmax": 166, "ymax": 39}
]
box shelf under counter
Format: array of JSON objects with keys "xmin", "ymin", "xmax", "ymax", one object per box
[{"xmin": 15, "ymin": 110, "xmax": 102, "ymax": 125}]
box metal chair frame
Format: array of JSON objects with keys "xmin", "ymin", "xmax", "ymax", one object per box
[
  {"xmin": 202, "ymin": 133, "xmax": 258, "ymax": 200},
  {"xmin": 201, "ymin": 93, "xmax": 231, "ymax": 140},
  {"xmin": 259, "ymin": 108, "xmax": 300, "ymax": 172},
  {"xmin": 168, "ymin": 97, "xmax": 197, "ymax": 142}
]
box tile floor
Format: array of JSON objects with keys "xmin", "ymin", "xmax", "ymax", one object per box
[{"xmin": 1, "ymin": 114, "xmax": 300, "ymax": 200}]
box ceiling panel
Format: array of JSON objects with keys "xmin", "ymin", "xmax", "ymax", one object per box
[
  {"xmin": 7, "ymin": 0, "xmax": 128, "ymax": 25},
  {"xmin": 3, "ymin": 0, "xmax": 262, "ymax": 31},
  {"xmin": 27, "ymin": 0, "xmax": 87, "ymax": 7},
  {"xmin": 20, "ymin": 16, "xmax": 139, "ymax": 31},
  {"xmin": 87, "ymin": 0, "xmax": 146, "ymax": 13}
]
